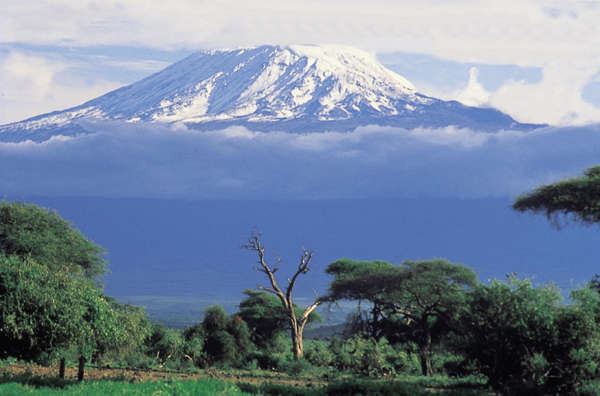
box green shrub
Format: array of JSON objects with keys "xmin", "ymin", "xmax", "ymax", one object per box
[
  {"xmin": 578, "ymin": 380, "xmax": 600, "ymax": 396},
  {"xmin": 457, "ymin": 279, "xmax": 600, "ymax": 394},
  {"xmin": 279, "ymin": 358, "xmax": 314, "ymax": 376},
  {"xmin": 305, "ymin": 340, "xmax": 334, "ymax": 367},
  {"xmin": 388, "ymin": 349, "xmax": 421, "ymax": 375}
]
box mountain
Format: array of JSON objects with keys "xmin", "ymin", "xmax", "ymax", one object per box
[{"xmin": 0, "ymin": 45, "xmax": 542, "ymax": 142}]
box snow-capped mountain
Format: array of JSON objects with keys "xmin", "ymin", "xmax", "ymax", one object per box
[{"xmin": 0, "ymin": 45, "xmax": 541, "ymax": 142}]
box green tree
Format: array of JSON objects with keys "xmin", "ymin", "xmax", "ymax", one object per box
[
  {"xmin": 242, "ymin": 233, "xmax": 322, "ymax": 360},
  {"xmin": 0, "ymin": 254, "xmax": 124, "ymax": 380},
  {"xmin": 0, "ymin": 201, "xmax": 148, "ymax": 380},
  {"xmin": 201, "ymin": 305, "xmax": 254, "ymax": 367},
  {"xmin": 513, "ymin": 165, "xmax": 600, "ymax": 226},
  {"xmin": 0, "ymin": 201, "xmax": 106, "ymax": 278},
  {"xmin": 325, "ymin": 258, "xmax": 478, "ymax": 376}
]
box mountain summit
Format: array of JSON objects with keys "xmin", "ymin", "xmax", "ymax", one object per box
[{"xmin": 0, "ymin": 45, "xmax": 541, "ymax": 142}]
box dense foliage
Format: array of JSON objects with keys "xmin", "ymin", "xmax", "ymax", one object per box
[
  {"xmin": 0, "ymin": 202, "xmax": 150, "ymax": 379},
  {"xmin": 0, "ymin": 254, "xmax": 110, "ymax": 361},
  {"xmin": 325, "ymin": 258, "xmax": 477, "ymax": 376},
  {"xmin": 0, "ymin": 202, "xmax": 106, "ymax": 278},
  {"xmin": 455, "ymin": 277, "xmax": 600, "ymax": 394}
]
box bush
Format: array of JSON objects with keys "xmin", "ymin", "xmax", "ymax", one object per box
[
  {"xmin": 305, "ymin": 340, "xmax": 334, "ymax": 367},
  {"xmin": 388, "ymin": 348, "xmax": 421, "ymax": 375},
  {"xmin": 330, "ymin": 336, "xmax": 405, "ymax": 377},
  {"xmin": 279, "ymin": 358, "xmax": 314, "ymax": 376},
  {"xmin": 457, "ymin": 278, "xmax": 600, "ymax": 394},
  {"xmin": 578, "ymin": 380, "xmax": 600, "ymax": 396}
]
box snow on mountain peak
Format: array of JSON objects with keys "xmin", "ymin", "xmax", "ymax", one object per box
[
  {"xmin": 6, "ymin": 45, "xmax": 421, "ymax": 127},
  {"xmin": 0, "ymin": 44, "xmax": 542, "ymax": 142}
]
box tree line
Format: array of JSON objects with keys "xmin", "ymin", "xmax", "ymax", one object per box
[{"xmin": 2, "ymin": 165, "xmax": 600, "ymax": 394}]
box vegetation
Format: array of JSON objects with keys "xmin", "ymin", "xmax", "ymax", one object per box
[
  {"xmin": 242, "ymin": 232, "xmax": 322, "ymax": 360},
  {"xmin": 513, "ymin": 165, "xmax": 600, "ymax": 226},
  {"xmin": 0, "ymin": 201, "xmax": 106, "ymax": 278},
  {"xmin": 0, "ymin": 377, "xmax": 254, "ymax": 396},
  {"xmin": 324, "ymin": 258, "xmax": 477, "ymax": 376},
  {"xmin": 238, "ymin": 289, "xmax": 322, "ymax": 351},
  {"xmin": 0, "ymin": 201, "xmax": 151, "ymax": 380},
  {"xmin": 4, "ymin": 179, "xmax": 600, "ymax": 396},
  {"xmin": 455, "ymin": 277, "xmax": 600, "ymax": 394}
]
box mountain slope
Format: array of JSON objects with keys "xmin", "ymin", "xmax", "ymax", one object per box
[{"xmin": 0, "ymin": 45, "xmax": 542, "ymax": 142}]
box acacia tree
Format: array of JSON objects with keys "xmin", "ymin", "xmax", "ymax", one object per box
[
  {"xmin": 325, "ymin": 258, "xmax": 478, "ymax": 376},
  {"xmin": 513, "ymin": 165, "xmax": 600, "ymax": 226},
  {"xmin": 242, "ymin": 232, "xmax": 321, "ymax": 360}
]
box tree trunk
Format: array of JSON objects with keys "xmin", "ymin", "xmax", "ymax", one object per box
[
  {"xmin": 58, "ymin": 357, "xmax": 66, "ymax": 379},
  {"xmin": 77, "ymin": 356, "xmax": 86, "ymax": 381},
  {"xmin": 291, "ymin": 324, "xmax": 304, "ymax": 359},
  {"xmin": 419, "ymin": 331, "xmax": 434, "ymax": 376}
]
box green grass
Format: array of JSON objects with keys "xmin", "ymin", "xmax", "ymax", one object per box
[
  {"xmin": 238, "ymin": 378, "xmax": 492, "ymax": 396},
  {"xmin": 0, "ymin": 378, "xmax": 254, "ymax": 396}
]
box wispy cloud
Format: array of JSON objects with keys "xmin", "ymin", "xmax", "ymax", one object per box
[{"xmin": 2, "ymin": 122, "xmax": 598, "ymax": 200}]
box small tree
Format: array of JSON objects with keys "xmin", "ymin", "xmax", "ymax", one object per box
[
  {"xmin": 201, "ymin": 305, "xmax": 254, "ymax": 367},
  {"xmin": 242, "ymin": 232, "xmax": 321, "ymax": 360}
]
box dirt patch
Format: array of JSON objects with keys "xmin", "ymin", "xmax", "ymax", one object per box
[{"xmin": 0, "ymin": 361, "xmax": 325, "ymax": 387}]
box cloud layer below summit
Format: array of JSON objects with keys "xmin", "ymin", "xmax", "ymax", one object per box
[{"xmin": 2, "ymin": 122, "xmax": 599, "ymax": 200}]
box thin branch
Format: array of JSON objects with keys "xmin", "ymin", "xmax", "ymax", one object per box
[
  {"xmin": 286, "ymin": 250, "xmax": 313, "ymax": 303},
  {"xmin": 256, "ymin": 286, "xmax": 280, "ymax": 296}
]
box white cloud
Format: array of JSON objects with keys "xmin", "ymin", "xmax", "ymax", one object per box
[
  {"xmin": 1, "ymin": 122, "xmax": 599, "ymax": 200},
  {"xmin": 456, "ymin": 67, "xmax": 490, "ymax": 107},
  {"xmin": 0, "ymin": 51, "xmax": 121, "ymax": 123},
  {"xmin": 3, "ymin": 1, "xmax": 597, "ymax": 65},
  {"xmin": 0, "ymin": 52, "xmax": 62, "ymax": 100},
  {"xmin": 488, "ymin": 60, "xmax": 600, "ymax": 125}
]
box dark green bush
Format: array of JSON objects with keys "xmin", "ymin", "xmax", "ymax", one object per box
[{"xmin": 456, "ymin": 278, "xmax": 600, "ymax": 394}]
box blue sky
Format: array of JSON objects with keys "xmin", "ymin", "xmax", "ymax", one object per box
[{"xmin": 2, "ymin": 0, "xmax": 600, "ymax": 126}]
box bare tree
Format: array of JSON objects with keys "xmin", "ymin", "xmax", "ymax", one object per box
[{"xmin": 242, "ymin": 232, "xmax": 321, "ymax": 359}]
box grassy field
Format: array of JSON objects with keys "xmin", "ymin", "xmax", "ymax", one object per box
[
  {"xmin": 0, "ymin": 378, "xmax": 493, "ymax": 396},
  {"xmin": 0, "ymin": 361, "xmax": 494, "ymax": 396},
  {"xmin": 0, "ymin": 378, "xmax": 253, "ymax": 396}
]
